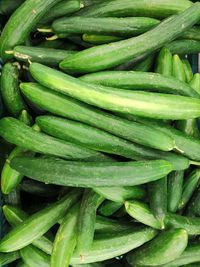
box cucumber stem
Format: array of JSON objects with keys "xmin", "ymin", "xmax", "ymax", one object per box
[{"xmin": 37, "ymin": 28, "xmax": 52, "ymax": 33}]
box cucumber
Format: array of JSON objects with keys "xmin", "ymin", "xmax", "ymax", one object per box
[
  {"xmin": 1, "ymin": 62, "xmax": 27, "ymax": 116},
  {"xmin": 31, "ymin": 63, "xmax": 200, "ymax": 120},
  {"xmin": 13, "ymin": 46, "xmax": 77, "ymax": 66},
  {"xmin": 52, "ymin": 16, "xmax": 160, "ymax": 36},
  {"xmin": 0, "ymin": 0, "xmax": 24, "ymax": 15},
  {"xmin": 0, "ymin": 0, "xmax": 62, "ymax": 61},
  {"xmin": 166, "ymin": 39, "xmax": 200, "ymax": 55},
  {"xmin": 190, "ymin": 73, "xmax": 200, "ymax": 95},
  {"xmin": 51, "ymin": 203, "xmax": 80, "ymax": 267},
  {"xmin": 168, "ymin": 171, "xmax": 184, "ymax": 213},
  {"xmin": 0, "ymin": 117, "xmax": 110, "ymax": 162},
  {"xmin": 181, "ymin": 26, "xmax": 200, "ymax": 41},
  {"xmin": 77, "ymin": 190, "xmax": 104, "ymax": 255},
  {"xmin": 17, "ymin": 261, "xmax": 29, "ymax": 267},
  {"xmin": 125, "ymin": 200, "xmax": 163, "ymax": 230},
  {"xmin": 4, "ymin": 188, "xmax": 21, "ymax": 207},
  {"xmin": 182, "ymin": 59, "xmax": 193, "ymax": 82},
  {"xmin": 37, "ymin": 39, "xmax": 78, "ymax": 50},
  {"xmin": 18, "ymin": 109, "xmax": 33, "ymax": 126},
  {"xmin": 0, "ymin": 251, "xmax": 20, "ymax": 266},
  {"xmin": 99, "ymin": 201, "xmax": 123, "ymax": 217},
  {"xmin": 82, "ymin": 34, "xmax": 122, "ymax": 44},
  {"xmin": 22, "ymin": 82, "xmax": 174, "ymax": 151},
  {"xmin": 155, "ymin": 47, "xmax": 173, "ymax": 76},
  {"xmin": 0, "ymin": 189, "xmax": 82, "ymax": 252},
  {"xmin": 127, "ymin": 228, "xmax": 188, "ymax": 266},
  {"xmin": 59, "ymin": 4, "xmax": 200, "ymax": 73},
  {"xmin": 176, "ymin": 119, "xmax": 200, "ymax": 138},
  {"xmin": 186, "ymin": 188, "xmax": 200, "ymax": 216},
  {"xmin": 172, "ymin": 54, "xmax": 186, "ymax": 82},
  {"xmin": 79, "ymin": 70, "xmax": 198, "ymax": 97},
  {"xmin": 93, "ymin": 186, "xmax": 145, "ymax": 203},
  {"xmin": 132, "ymin": 54, "xmax": 155, "ymax": 72}
]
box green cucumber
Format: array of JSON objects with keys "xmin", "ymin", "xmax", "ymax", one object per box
[
  {"xmin": 182, "ymin": 59, "xmax": 193, "ymax": 82},
  {"xmin": 190, "ymin": 73, "xmax": 200, "ymax": 95},
  {"xmin": 0, "ymin": 0, "xmax": 24, "ymax": 15},
  {"xmin": 186, "ymin": 188, "xmax": 200, "ymax": 216},
  {"xmin": 22, "ymin": 82, "xmax": 174, "ymax": 151},
  {"xmin": 176, "ymin": 119, "xmax": 200, "ymax": 138},
  {"xmin": 1, "ymin": 62, "xmax": 27, "ymax": 116},
  {"xmin": 99, "ymin": 201, "xmax": 123, "ymax": 217},
  {"xmin": 181, "ymin": 26, "xmax": 200, "ymax": 41},
  {"xmin": 82, "ymin": 34, "xmax": 122, "ymax": 44},
  {"xmin": 93, "ymin": 186, "xmax": 145, "ymax": 203},
  {"xmin": 77, "ymin": 190, "xmax": 104, "ymax": 255},
  {"xmin": 127, "ymin": 228, "xmax": 188, "ymax": 266},
  {"xmin": 51, "ymin": 203, "xmax": 80, "ymax": 267},
  {"xmin": 37, "ymin": 39, "xmax": 78, "ymax": 50},
  {"xmin": 0, "ymin": 0, "xmax": 62, "ymax": 61},
  {"xmin": 17, "ymin": 261, "xmax": 29, "ymax": 267},
  {"xmin": 166, "ymin": 39, "xmax": 200, "ymax": 55},
  {"xmin": 79, "ymin": 70, "xmax": 198, "ymax": 97},
  {"xmin": 0, "ymin": 189, "xmax": 82, "ymax": 252},
  {"xmin": 13, "ymin": 46, "xmax": 76, "ymax": 66},
  {"xmin": 0, "ymin": 117, "xmax": 110, "ymax": 162},
  {"xmin": 52, "ymin": 16, "xmax": 160, "ymax": 36},
  {"xmin": 125, "ymin": 200, "xmax": 163, "ymax": 230},
  {"xmin": 59, "ymin": 4, "xmax": 200, "ymax": 73},
  {"xmin": 0, "ymin": 251, "xmax": 20, "ymax": 266},
  {"xmin": 172, "ymin": 54, "xmax": 186, "ymax": 82},
  {"xmin": 132, "ymin": 54, "xmax": 155, "ymax": 72},
  {"xmin": 11, "ymin": 156, "xmax": 174, "ymax": 187},
  {"xmin": 168, "ymin": 171, "xmax": 184, "ymax": 213},
  {"xmin": 4, "ymin": 188, "xmax": 21, "ymax": 207},
  {"xmin": 18, "ymin": 109, "xmax": 33, "ymax": 126},
  {"xmin": 155, "ymin": 47, "xmax": 173, "ymax": 76}
]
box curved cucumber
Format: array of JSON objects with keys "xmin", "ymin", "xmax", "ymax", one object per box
[
  {"xmin": 155, "ymin": 47, "xmax": 172, "ymax": 76},
  {"xmin": 166, "ymin": 39, "xmax": 200, "ymax": 55},
  {"xmin": 172, "ymin": 54, "xmax": 186, "ymax": 82},
  {"xmin": 182, "ymin": 59, "xmax": 193, "ymax": 83},
  {"xmin": 11, "ymin": 156, "xmax": 173, "ymax": 187}
]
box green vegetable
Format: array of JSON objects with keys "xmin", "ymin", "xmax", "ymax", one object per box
[
  {"xmin": 172, "ymin": 54, "xmax": 186, "ymax": 82},
  {"xmin": 166, "ymin": 39, "xmax": 200, "ymax": 55},
  {"xmin": 182, "ymin": 59, "xmax": 193, "ymax": 82},
  {"xmin": 180, "ymin": 26, "xmax": 200, "ymax": 41},
  {"xmin": 155, "ymin": 47, "xmax": 173, "ymax": 76},
  {"xmin": 18, "ymin": 109, "xmax": 33, "ymax": 126},
  {"xmin": 0, "ymin": 251, "xmax": 20, "ymax": 266},
  {"xmin": 176, "ymin": 119, "xmax": 200, "ymax": 138},
  {"xmin": 82, "ymin": 34, "xmax": 122, "ymax": 44},
  {"xmin": 190, "ymin": 73, "xmax": 200, "ymax": 95},
  {"xmin": 132, "ymin": 54, "xmax": 155, "ymax": 72},
  {"xmin": 99, "ymin": 201, "xmax": 123, "ymax": 217}
]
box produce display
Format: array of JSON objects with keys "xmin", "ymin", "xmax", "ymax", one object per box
[{"xmin": 0, "ymin": 0, "xmax": 200, "ymax": 266}]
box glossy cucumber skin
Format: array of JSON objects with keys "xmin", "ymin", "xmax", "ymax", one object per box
[
  {"xmin": 1, "ymin": 62, "xmax": 26, "ymax": 116},
  {"xmin": 30, "ymin": 63, "xmax": 200, "ymax": 120},
  {"xmin": 127, "ymin": 228, "xmax": 188, "ymax": 266},
  {"xmin": 166, "ymin": 39, "xmax": 200, "ymax": 55},
  {"xmin": 82, "ymin": 34, "xmax": 122, "ymax": 44},
  {"xmin": 52, "ymin": 16, "xmax": 160, "ymax": 36},
  {"xmin": 0, "ymin": 117, "xmax": 109, "ymax": 162},
  {"xmin": 79, "ymin": 70, "xmax": 198, "ymax": 98},
  {"xmin": 59, "ymin": 4, "xmax": 200, "ymax": 73},
  {"xmin": 20, "ymin": 83, "xmax": 189, "ymax": 170},
  {"xmin": 182, "ymin": 59, "xmax": 193, "ymax": 83},
  {"xmin": 0, "ymin": 251, "xmax": 20, "ymax": 266},
  {"xmin": 22, "ymin": 81, "xmax": 174, "ymax": 151},
  {"xmin": 13, "ymin": 46, "xmax": 76, "ymax": 66},
  {"xmin": 99, "ymin": 201, "xmax": 123, "ymax": 217},
  {"xmin": 172, "ymin": 54, "xmax": 186, "ymax": 82},
  {"xmin": 155, "ymin": 47, "xmax": 172, "ymax": 76},
  {"xmin": 0, "ymin": 189, "xmax": 82, "ymax": 252},
  {"xmin": 0, "ymin": 0, "xmax": 62, "ymax": 61},
  {"xmin": 11, "ymin": 156, "xmax": 173, "ymax": 187}
]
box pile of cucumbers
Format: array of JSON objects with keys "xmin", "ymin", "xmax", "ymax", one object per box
[{"xmin": 1, "ymin": 0, "xmax": 200, "ymax": 266}]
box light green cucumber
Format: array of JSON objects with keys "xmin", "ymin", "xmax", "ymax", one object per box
[
  {"xmin": 182, "ymin": 59, "xmax": 193, "ymax": 82},
  {"xmin": 155, "ymin": 47, "xmax": 173, "ymax": 76},
  {"xmin": 172, "ymin": 54, "xmax": 186, "ymax": 82}
]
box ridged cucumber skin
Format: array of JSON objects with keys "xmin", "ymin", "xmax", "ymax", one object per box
[
  {"xmin": 20, "ymin": 82, "xmax": 189, "ymax": 171},
  {"xmin": 0, "ymin": 251, "xmax": 20, "ymax": 266},
  {"xmin": 99, "ymin": 201, "xmax": 123, "ymax": 217},
  {"xmin": 13, "ymin": 46, "xmax": 76, "ymax": 66},
  {"xmin": 52, "ymin": 16, "xmax": 160, "ymax": 36},
  {"xmin": 127, "ymin": 228, "xmax": 188, "ymax": 266},
  {"xmin": 0, "ymin": 189, "xmax": 82, "ymax": 252},
  {"xmin": 125, "ymin": 200, "xmax": 163, "ymax": 230},
  {"xmin": 155, "ymin": 47, "xmax": 173, "ymax": 76},
  {"xmin": 10, "ymin": 157, "xmax": 173, "ymax": 187},
  {"xmin": 79, "ymin": 70, "xmax": 198, "ymax": 98},
  {"xmin": 172, "ymin": 54, "xmax": 186, "ymax": 82},
  {"xmin": 59, "ymin": 4, "xmax": 200, "ymax": 73},
  {"xmin": 182, "ymin": 59, "xmax": 193, "ymax": 83},
  {"xmin": 82, "ymin": 34, "xmax": 122, "ymax": 44},
  {"xmin": 168, "ymin": 171, "xmax": 184, "ymax": 213},
  {"xmin": 0, "ymin": 0, "xmax": 62, "ymax": 61},
  {"xmin": 0, "ymin": 117, "xmax": 110, "ymax": 162},
  {"xmin": 190, "ymin": 73, "xmax": 200, "ymax": 95},
  {"xmin": 1, "ymin": 62, "xmax": 27, "ymax": 116},
  {"xmin": 166, "ymin": 39, "xmax": 200, "ymax": 55},
  {"xmin": 22, "ymin": 82, "xmax": 174, "ymax": 151}
]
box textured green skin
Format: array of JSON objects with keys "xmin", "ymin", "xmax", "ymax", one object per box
[
  {"xmin": 0, "ymin": 0, "xmax": 62, "ymax": 61},
  {"xmin": 99, "ymin": 201, "xmax": 123, "ymax": 216},
  {"xmin": 166, "ymin": 39, "xmax": 200, "ymax": 55},
  {"xmin": 0, "ymin": 0, "xmax": 24, "ymax": 15},
  {"xmin": 182, "ymin": 59, "xmax": 193, "ymax": 83},
  {"xmin": 186, "ymin": 188, "xmax": 200, "ymax": 216},
  {"xmin": 77, "ymin": 190, "xmax": 104, "ymax": 255},
  {"xmin": 168, "ymin": 171, "xmax": 184, "ymax": 213},
  {"xmin": 82, "ymin": 34, "xmax": 122, "ymax": 44},
  {"xmin": 125, "ymin": 200, "xmax": 163, "ymax": 230},
  {"xmin": 172, "ymin": 54, "xmax": 186, "ymax": 82},
  {"xmin": 20, "ymin": 83, "xmax": 189, "ymax": 170},
  {"xmin": 190, "ymin": 73, "xmax": 200, "ymax": 95},
  {"xmin": 59, "ymin": 4, "xmax": 199, "ymax": 73},
  {"xmin": 30, "ymin": 63, "xmax": 200, "ymax": 120},
  {"xmin": 52, "ymin": 16, "xmax": 159, "ymax": 36},
  {"xmin": 13, "ymin": 46, "xmax": 76, "ymax": 66},
  {"xmin": 11, "ymin": 156, "xmax": 173, "ymax": 187},
  {"xmin": 18, "ymin": 109, "xmax": 33, "ymax": 126},
  {"xmin": 0, "ymin": 251, "xmax": 20, "ymax": 266},
  {"xmin": 22, "ymin": 82, "xmax": 174, "ymax": 151},
  {"xmin": 176, "ymin": 119, "xmax": 200, "ymax": 138},
  {"xmin": 155, "ymin": 47, "xmax": 173, "ymax": 76},
  {"xmin": 127, "ymin": 228, "xmax": 188, "ymax": 266},
  {"xmin": 1, "ymin": 62, "xmax": 26, "ymax": 116},
  {"xmin": 181, "ymin": 26, "xmax": 200, "ymax": 41},
  {"xmin": 0, "ymin": 117, "xmax": 109, "ymax": 162},
  {"xmin": 132, "ymin": 54, "xmax": 155, "ymax": 72},
  {"xmin": 80, "ymin": 70, "xmax": 199, "ymax": 97},
  {"xmin": 0, "ymin": 189, "xmax": 82, "ymax": 252}
]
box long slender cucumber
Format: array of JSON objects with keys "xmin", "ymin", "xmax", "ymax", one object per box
[{"xmin": 155, "ymin": 47, "xmax": 173, "ymax": 76}]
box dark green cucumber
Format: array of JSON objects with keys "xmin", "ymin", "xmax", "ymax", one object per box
[
  {"xmin": 182, "ymin": 59, "xmax": 193, "ymax": 83},
  {"xmin": 190, "ymin": 73, "xmax": 200, "ymax": 95},
  {"xmin": 166, "ymin": 39, "xmax": 200, "ymax": 55},
  {"xmin": 181, "ymin": 26, "xmax": 200, "ymax": 41},
  {"xmin": 127, "ymin": 228, "xmax": 188, "ymax": 266},
  {"xmin": 18, "ymin": 109, "xmax": 33, "ymax": 126},
  {"xmin": 22, "ymin": 82, "xmax": 174, "ymax": 151},
  {"xmin": 59, "ymin": 4, "xmax": 200, "ymax": 73},
  {"xmin": 0, "ymin": 189, "xmax": 82, "ymax": 252},
  {"xmin": 11, "ymin": 156, "xmax": 173, "ymax": 187},
  {"xmin": 0, "ymin": 251, "xmax": 20, "ymax": 266},
  {"xmin": 77, "ymin": 190, "xmax": 104, "ymax": 255},
  {"xmin": 132, "ymin": 54, "xmax": 155, "ymax": 72},
  {"xmin": 125, "ymin": 200, "xmax": 163, "ymax": 230},
  {"xmin": 52, "ymin": 16, "xmax": 160, "ymax": 36},
  {"xmin": 20, "ymin": 82, "xmax": 190, "ymax": 170},
  {"xmin": 0, "ymin": 0, "xmax": 62, "ymax": 61},
  {"xmin": 0, "ymin": 0, "xmax": 24, "ymax": 15},
  {"xmin": 186, "ymin": 188, "xmax": 200, "ymax": 216},
  {"xmin": 0, "ymin": 117, "xmax": 110, "ymax": 162},
  {"xmin": 99, "ymin": 201, "xmax": 123, "ymax": 217},
  {"xmin": 31, "ymin": 63, "xmax": 200, "ymax": 120},
  {"xmin": 13, "ymin": 46, "xmax": 76, "ymax": 66},
  {"xmin": 168, "ymin": 171, "xmax": 184, "ymax": 213},
  {"xmin": 155, "ymin": 47, "xmax": 173, "ymax": 76},
  {"xmin": 1, "ymin": 62, "xmax": 27, "ymax": 116},
  {"xmin": 82, "ymin": 34, "xmax": 122, "ymax": 44},
  {"xmin": 79, "ymin": 70, "xmax": 198, "ymax": 97},
  {"xmin": 176, "ymin": 119, "xmax": 200, "ymax": 138},
  {"xmin": 172, "ymin": 54, "xmax": 186, "ymax": 82}
]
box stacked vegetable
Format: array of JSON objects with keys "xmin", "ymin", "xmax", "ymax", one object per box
[{"xmin": 0, "ymin": 0, "xmax": 200, "ymax": 266}]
